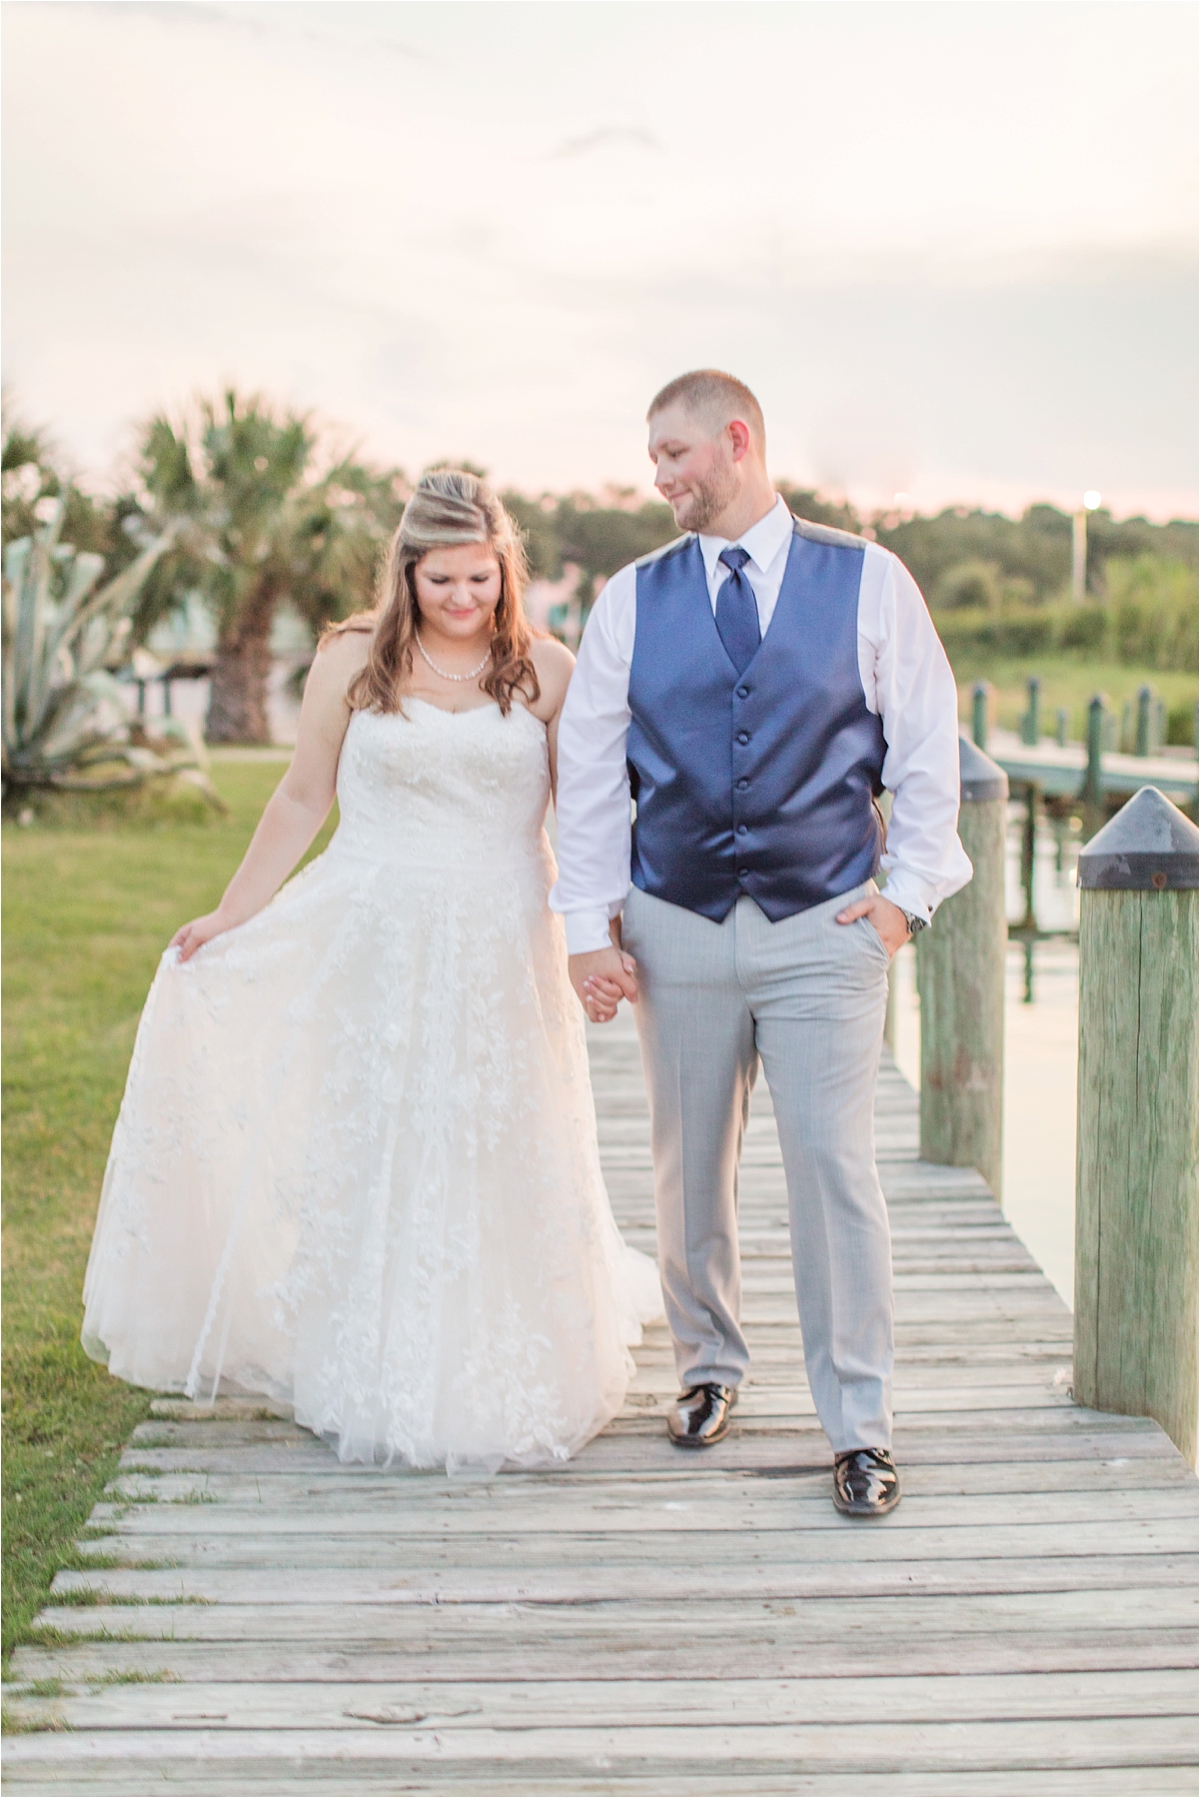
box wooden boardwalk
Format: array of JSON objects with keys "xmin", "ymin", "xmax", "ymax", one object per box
[{"xmin": 6, "ymin": 1008, "xmax": 1197, "ymax": 1794}]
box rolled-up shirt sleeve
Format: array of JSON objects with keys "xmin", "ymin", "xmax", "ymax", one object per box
[
  {"xmin": 859, "ymin": 546, "xmax": 974, "ymax": 922},
  {"xmin": 548, "ymin": 566, "xmax": 637, "ymax": 955}
]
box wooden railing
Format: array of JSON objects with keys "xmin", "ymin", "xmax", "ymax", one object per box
[{"xmin": 969, "ymin": 676, "xmax": 1199, "ymax": 810}]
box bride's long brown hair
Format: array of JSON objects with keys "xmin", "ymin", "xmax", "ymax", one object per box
[{"xmin": 328, "ymin": 469, "xmax": 539, "ymax": 716}]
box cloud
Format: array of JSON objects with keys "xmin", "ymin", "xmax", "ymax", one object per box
[
  {"xmin": 551, "ymin": 126, "xmax": 661, "ymax": 160},
  {"xmin": 88, "ymin": 1, "xmax": 426, "ymax": 62}
]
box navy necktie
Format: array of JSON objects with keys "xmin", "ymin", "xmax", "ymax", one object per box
[{"xmin": 715, "ymin": 545, "xmax": 760, "ymax": 674}]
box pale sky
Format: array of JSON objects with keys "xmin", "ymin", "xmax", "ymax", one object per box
[{"xmin": 4, "ymin": 0, "xmax": 1197, "ymax": 517}]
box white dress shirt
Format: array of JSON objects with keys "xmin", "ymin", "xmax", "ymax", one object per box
[{"xmin": 550, "ymin": 494, "xmax": 972, "ymax": 955}]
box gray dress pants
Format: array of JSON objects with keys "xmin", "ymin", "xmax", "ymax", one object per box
[{"xmin": 620, "ymin": 879, "xmax": 894, "ymax": 1454}]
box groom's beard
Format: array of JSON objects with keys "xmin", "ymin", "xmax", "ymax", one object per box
[{"xmin": 670, "ymin": 463, "xmax": 739, "ymax": 534}]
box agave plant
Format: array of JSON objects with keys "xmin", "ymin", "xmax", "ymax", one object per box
[{"xmin": 2, "ymin": 499, "xmax": 218, "ymax": 802}]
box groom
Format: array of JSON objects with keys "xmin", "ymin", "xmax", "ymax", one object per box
[{"xmin": 551, "ymin": 370, "xmax": 970, "ymax": 1517}]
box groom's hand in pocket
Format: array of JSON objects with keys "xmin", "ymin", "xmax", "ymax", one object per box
[
  {"xmin": 835, "ymin": 893, "xmax": 910, "ymax": 957},
  {"xmin": 569, "ymin": 940, "xmax": 638, "ymax": 1024}
]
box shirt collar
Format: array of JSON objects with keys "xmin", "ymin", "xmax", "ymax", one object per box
[{"xmin": 698, "ymin": 493, "xmax": 793, "ymax": 581}]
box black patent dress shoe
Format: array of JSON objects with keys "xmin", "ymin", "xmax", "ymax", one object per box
[
  {"xmin": 833, "ymin": 1447, "xmax": 901, "ymax": 1517},
  {"xmin": 667, "ymin": 1382, "xmax": 737, "ymax": 1448}
]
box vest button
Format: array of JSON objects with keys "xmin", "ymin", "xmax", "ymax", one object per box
[
  {"xmin": 736, "ymin": 686, "xmax": 749, "ymax": 699},
  {"xmin": 737, "ymin": 824, "xmax": 748, "ymax": 835},
  {"xmin": 736, "ymin": 731, "xmax": 750, "ymax": 745},
  {"xmin": 738, "ymin": 867, "xmax": 750, "ymax": 878},
  {"xmin": 736, "ymin": 778, "xmax": 749, "ymax": 790}
]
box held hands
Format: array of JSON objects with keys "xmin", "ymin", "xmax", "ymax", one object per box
[
  {"xmin": 568, "ymin": 921, "xmax": 638, "ymax": 1024},
  {"xmin": 835, "ymin": 893, "xmax": 911, "ymax": 958},
  {"xmin": 570, "ymin": 898, "xmax": 908, "ymax": 1019}
]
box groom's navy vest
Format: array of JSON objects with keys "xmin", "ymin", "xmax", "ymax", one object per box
[{"xmin": 627, "ymin": 517, "xmax": 887, "ymax": 923}]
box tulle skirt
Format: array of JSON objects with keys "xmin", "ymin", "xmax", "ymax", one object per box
[{"xmin": 82, "ymin": 834, "xmax": 662, "ymax": 1472}]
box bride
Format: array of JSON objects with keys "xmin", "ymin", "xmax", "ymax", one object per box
[{"xmin": 82, "ymin": 470, "xmax": 661, "ymax": 1473}]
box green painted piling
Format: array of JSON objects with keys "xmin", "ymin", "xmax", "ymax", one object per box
[
  {"xmin": 918, "ymin": 739, "xmax": 1009, "ymax": 1197},
  {"xmin": 1082, "ymin": 695, "xmax": 1106, "ymax": 828},
  {"xmin": 1135, "ymin": 684, "xmax": 1154, "ymax": 758},
  {"xmin": 972, "ymin": 681, "xmax": 990, "ymax": 752},
  {"xmin": 1021, "ymin": 675, "xmax": 1041, "ymax": 746},
  {"xmin": 1074, "ymin": 786, "xmax": 1199, "ymax": 1467},
  {"xmin": 1017, "ymin": 783, "xmax": 1039, "ymax": 933}
]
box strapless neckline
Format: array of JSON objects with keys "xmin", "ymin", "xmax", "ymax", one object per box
[{"xmin": 395, "ymin": 696, "xmax": 543, "ymax": 725}]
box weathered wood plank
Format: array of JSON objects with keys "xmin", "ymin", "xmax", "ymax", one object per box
[
  {"xmin": 3, "ymin": 1716, "xmax": 1196, "ymax": 1772},
  {"xmin": 13, "ymin": 1626, "xmax": 1198, "ymax": 1688},
  {"xmin": 86, "ymin": 1485, "xmax": 1199, "ymax": 1535},
  {"xmin": 26, "ymin": 1585, "xmax": 1198, "ymax": 1648},
  {"xmin": 101, "ymin": 1457, "xmax": 1198, "ymax": 1510},
  {"xmin": 7, "ymin": 1669, "xmax": 1196, "ymax": 1731},
  {"xmin": 4, "ymin": 1758, "xmax": 1196, "ymax": 1797},
  {"xmin": 49, "ymin": 1553, "xmax": 1199, "ymax": 1605},
  {"xmin": 116, "ymin": 1422, "xmax": 1178, "ymax": 1481},
  {"xmin": 4, "ymin": 1762, "xmax": 1194, "ymax": 1790},
  {"xmin": 75, "ymin": 1506, "xmax": 1200, "ymax": 1567}
]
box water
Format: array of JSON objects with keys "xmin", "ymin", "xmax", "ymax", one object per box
[{"xmin": 891, "ymin": 808, "xmax": 1081, "ymax": 1308}]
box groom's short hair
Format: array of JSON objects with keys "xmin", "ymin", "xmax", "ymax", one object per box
[{"xmin": 647, "ymin": 370, "xmax": 766, "ymax": 452}]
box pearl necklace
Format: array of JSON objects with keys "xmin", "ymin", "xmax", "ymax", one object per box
[{"xmin": 414, "ymin": 631, "xmax": 492, "ymax": 683}]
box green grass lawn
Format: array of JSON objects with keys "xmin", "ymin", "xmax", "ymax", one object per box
[
  {"xmin": 949, "ymin": 652, "xmax": 1197, "ymax": 743},
  {"xmin": 1, "ymin": 759, "xmax": 334, "ymax": 1666}
]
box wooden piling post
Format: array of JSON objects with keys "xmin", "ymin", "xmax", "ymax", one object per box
[
  {"xmin": 1074, "ymin": 786, "xmax": 1199, "ymax": 1465},
  {"xmin": 971, "ymin": 681, "xmax": 990, "ymax": 751},
  {"xmin": 1018, "ymin": 783, "xmax": 1039, "ymax": 932},
  {"xmin": 1021, "ymin": 675, "xmax": 1041, "ymax": 746},
  {"xmin": 917, "ymin": 738, "xmax": 1009, "ymax": 1197},
  {"xmin": 1135, "ymin": 684, "xmax": 1154, "ymax": 758},
  {"xmin": 1082, "ymin": 694, "xmax": 1106, "ymax": 830}
]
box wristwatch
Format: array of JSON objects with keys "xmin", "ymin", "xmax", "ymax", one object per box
[{"xmin": 900, "ymin": 910, "xmax": 928, "ymax": 938}]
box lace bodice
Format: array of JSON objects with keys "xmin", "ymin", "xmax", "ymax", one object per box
[{"xmin": 331, "ymin": 700, "xmax": 551, "ymax": 868}]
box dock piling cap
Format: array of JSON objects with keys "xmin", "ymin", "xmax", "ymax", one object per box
[
  {"xmin": 1077, "ymin": 785, "xmax": 1200, "ymax": 890},
  {"xmin": 958, "ymin": 734, "xmax": 1008, "ymax": 804}
]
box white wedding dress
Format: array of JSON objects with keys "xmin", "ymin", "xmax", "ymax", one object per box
[{"xmin": 82, "ymin": 698, "xmax": 662, "ymax": 1472}]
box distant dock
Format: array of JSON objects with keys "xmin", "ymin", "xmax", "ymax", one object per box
[{"xmin": 987, "ymin": 732, "xmax": 1199, "ymax": 808}]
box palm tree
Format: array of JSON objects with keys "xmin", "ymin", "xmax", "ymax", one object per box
[{"xmin": 138, "ymin": 391, "xmax": 405, "ymax": 743}]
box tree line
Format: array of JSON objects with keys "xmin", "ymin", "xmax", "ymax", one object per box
[{"xmin": 3, "ymin": 390, "xmax": 1195, "ymax": 745}]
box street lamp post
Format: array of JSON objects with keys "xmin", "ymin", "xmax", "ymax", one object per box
[{"xmin": 1072, "ymin": 490, "xmax": 1102, "ymax": 600}]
